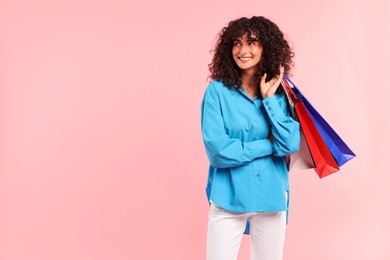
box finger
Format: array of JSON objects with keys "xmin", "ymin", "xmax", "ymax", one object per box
[
  {"xmin": 260, "ymin": 73, "xmax": 267, "ymax": 86},
  {"xmin": 269, "ymin": 81, "xmax": 281, "ymax": 94},
  {"xmin": 269, "ymin": 74, "xmax": 283, "ymax": 93},
  {"xmin": 272, "ymin": 66, "xmax": 284, "ymax": 86},
  {"xmin": 269, "ymin": 77, "xmax": 278, "ymax": 85},
  {"xmin": 275, "ymin": 72, "xmax": 284, "ymax": 87},
  {"xmin": 279, "ymin": 66, "xmax": 285, "ymax": 78},
  {"xmin": 277, "ymin": 70, "xmax": 283, "ymax": 83}
]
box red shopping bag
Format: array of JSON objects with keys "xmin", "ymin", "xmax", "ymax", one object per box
[{"xmin": 282, "ymin": 78, "xmax": 339, "ymax": 178}]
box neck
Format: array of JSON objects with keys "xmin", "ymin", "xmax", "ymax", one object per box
[
  {"xmin": 240, "ymin": 70, "xmax": 258, "ymax": 99},
  {"xmin": 240, "ymin": 69, "xmax": 256, "ymax": 89}
]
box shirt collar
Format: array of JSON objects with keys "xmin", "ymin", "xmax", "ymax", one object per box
[{"xmin": 237, "ymin": 87, "xmax": 260, "ymax": 101}]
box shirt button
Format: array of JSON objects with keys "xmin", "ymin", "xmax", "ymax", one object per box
[
  {"xmin": 265, "ymin": 101, "xmax": 269, "ymax": 105},
  {"xmin": 256, "ymin": 173, "xmax": 260, "ymax": 177},
  {"xmin": 271, "ymin": 113, "xmax": 275, "ymax": 117}
]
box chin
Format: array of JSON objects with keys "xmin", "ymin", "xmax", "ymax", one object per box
[{"xmin": 240, "ymin": 66, "xmax": 256, "ymax": 71}]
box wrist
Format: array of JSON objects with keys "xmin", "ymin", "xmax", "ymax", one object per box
[{"xmin": 262, "ymin": 93, "xmax": 274, "ymax": 99}]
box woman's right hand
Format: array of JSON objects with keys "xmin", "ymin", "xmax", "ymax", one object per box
[{"xmin": 260, "ymin": 65, "xmax": 284, "ymax": 99}]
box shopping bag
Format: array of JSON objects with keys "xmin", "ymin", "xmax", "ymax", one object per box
[
  {"xmin": 288, "ymin": 131, "xmax": 315, "ymax": 172},
  {"xmin": 281, "ymin": 80, "xmax": 315, "ymax": 172},
  {"xmin": 284, "ymin": 75, "xmax": 356, "ymax": 167},
  {"xmin": 282, "ymin": 78, "xmax": 339, "ymax": 178}
]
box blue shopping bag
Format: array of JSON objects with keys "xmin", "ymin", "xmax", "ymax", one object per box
[{"xmin": 284, "ymin": 75, "xmax": 356, "ymax": 166}]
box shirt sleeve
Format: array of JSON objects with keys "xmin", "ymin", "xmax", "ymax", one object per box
[
  {"xmin": 201, "ymin": 83, "xmax": 273, "ymax": 169},
  {"xmin": 262, "ymin": 94, "xmax": 300, "ymax": 157}
]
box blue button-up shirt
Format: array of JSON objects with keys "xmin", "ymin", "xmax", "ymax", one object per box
[{"xmin": 201, "ymin": 80, "xmax": 300, "ymax": 222}]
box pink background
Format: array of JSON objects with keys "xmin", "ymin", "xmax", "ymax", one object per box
[{"xmin": 0, "ymin": 0, "xmax": 389, "ymax": 259}]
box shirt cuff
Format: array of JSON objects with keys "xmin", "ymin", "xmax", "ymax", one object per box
[{"xmin": 262, "ymin": 95, "xmax": 286, "ymax": 120}]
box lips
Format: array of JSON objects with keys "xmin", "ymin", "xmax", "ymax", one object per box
[{"xmin": 238, "ymin": 56, "xmax": 253, "ymax": 61}]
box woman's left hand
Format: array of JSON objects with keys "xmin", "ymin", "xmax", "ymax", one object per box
[{"xmin": 260, "ymin": 65, "xmax": 284, "ymax": 99}]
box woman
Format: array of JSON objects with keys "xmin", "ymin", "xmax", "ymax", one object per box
[{"xmin": 201, "ymin": 16, "xmax": 300, "ymax": 260}]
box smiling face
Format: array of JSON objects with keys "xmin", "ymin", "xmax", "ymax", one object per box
[{"xmin": 232, "ymin": 32, "xmax": 263, "ymax": 75}]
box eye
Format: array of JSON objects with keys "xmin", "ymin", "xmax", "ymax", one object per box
[{"xmin": 233, "ymin": 41, "xmax": 241, "ymax": 47}]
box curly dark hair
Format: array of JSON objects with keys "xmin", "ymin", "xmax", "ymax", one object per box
[{"xmin": 208, "ymin": 16, "xmax": 294, "ymax": 89}]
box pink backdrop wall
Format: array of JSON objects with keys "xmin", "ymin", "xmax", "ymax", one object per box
[{"xmin": 1, "ymin": 0, "xmax": 389, "ymax": 259}]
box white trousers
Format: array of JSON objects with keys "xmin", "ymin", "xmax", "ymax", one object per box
[{"xmin": 206, "ymin": 202, "xmax": 286, "ymax": 260}]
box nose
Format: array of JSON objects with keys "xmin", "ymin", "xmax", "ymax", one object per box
[{"xmin": 239, "ymin": 43, "xmax": 249, "ymax": 55}]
